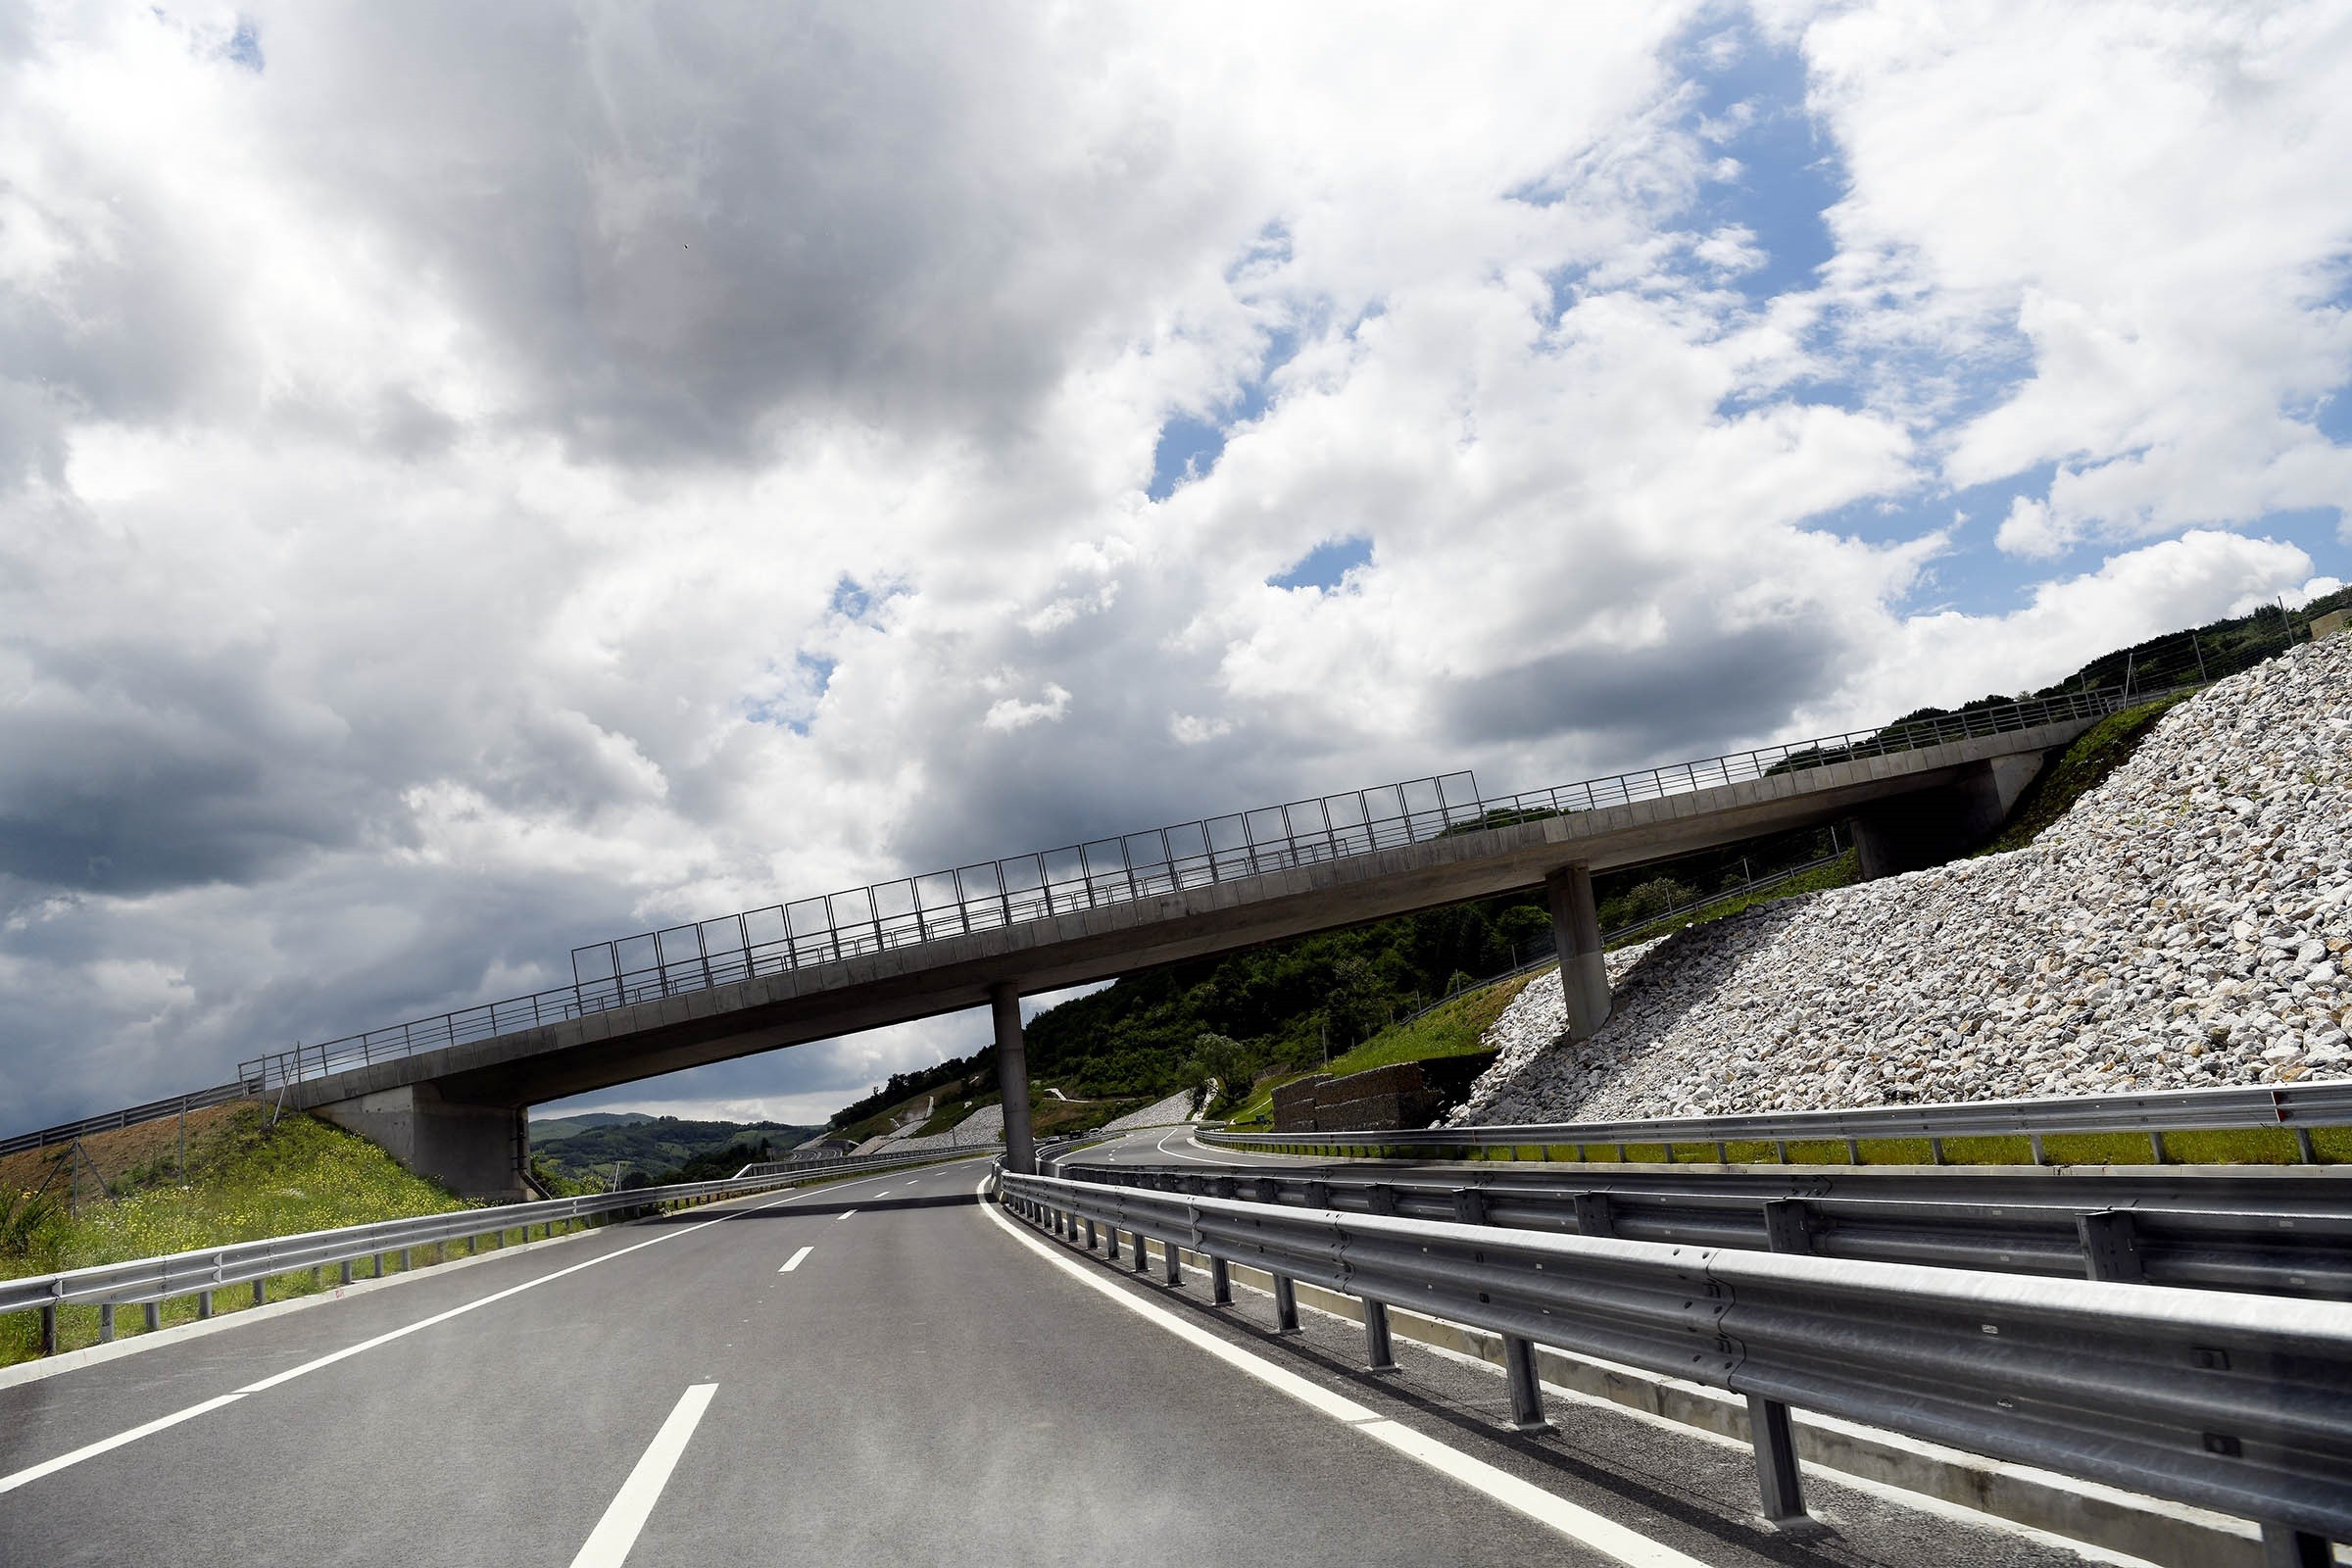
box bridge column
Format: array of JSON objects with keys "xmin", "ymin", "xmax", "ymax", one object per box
[
  {"xmin": 991, "ymin": 981, "xmax": 1037, "ymax": 1176},
  {"xmin": 1849, "ymin": 754, "xmax": 2044, "ymax": 879},
  {"xmin": 1544, "ymin": 863, "xmax": 1610, "ymax": 1040},
  {"xmin": 311, "ymin": 1082, "xmax": 528, "ymax": 1201}
]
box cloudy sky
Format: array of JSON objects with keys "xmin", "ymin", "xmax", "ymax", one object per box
[{"xmin": 3, "ymin": 1, "xmax": 2347, "ymax": 1131}]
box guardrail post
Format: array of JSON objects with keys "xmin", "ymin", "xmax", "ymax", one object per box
[
  {"xmin": 198, "ymin": 1291, "xmax": 213, "ymax": 1319},
  {"xmin": 1928, "ymin": 1137, "xmax": 1946, "ymax": 1166},
  {"xmin": 373, "ymin": 1252, "xmax": 385, "ymax": 1277},
  {"xmin": 2029, "ymin": 1134, "xmax": 2049, "ymax": 1166},
  {"xmin": 2077, "ymin": 1211, "xmax": 2144, "ymax": 1283},
  {"xmin": 1105, "ymin": 1225, "xmax": 1121, "ymax": 1263},
  {"xmin": 252, "ymin": 1279, "xmax": 267, "ymax": 1305},
  {"xmin": 339, "ymin": 1259, "xmax": 353, "ymax": 1286},
  {"xmin": 2293, "ymin": 1127, "xmax": 2318, "ymax": 1164},
  {"xmin": 1132, "ymin": 1233, "xmax": 1152, "ymax": 1275},
  {"xmin": 2261, "ymin": 1522, "xmax": 2332, "ymax": 1567},
  {"xmin": 1363, "ymin": 1298, "xmax": 1397, "ymax": 1372},
  {"xmin": 143, "ymin": 1301, "xmax": 160, "ymax": 1333},
  {"xmin": 399, "ymin": 1248, "xmax": 412, "ymax": 1272},
  {"xmin": 1161, "ymin": 1238, "xmax": 1183, "ymax": 1286},
  {"xmin": 1502, "ymin": 1335, "xmax": 1551, "ymax": 1433},
  {"xmin": 1572, "ymin": 1193, "xmax": 1613, "ymax": 1237},
  {"xmin": 1451, "ymin": 1189, "xmax": 1488, "ymax": 1225},
  {"xmin": 1084, "ymin": 1217, "xmax": 1098, "ymax": 1250},
  {"xmin": 40, "ymin": 1300, "xmax": 57, "ymax": 1355},
  {"xmin": 1746, "ymin": 1394, "xmax": 1808, "ymax": 1528},
  {"xmin": 1210, "ymin": 1256, "xmax": 1232, "ymax": 1306},
  {"xmin": 1261, "ymin": 1272, "xmax": 1297, "ymax": 1333},
  {"xmin": 98, "ymin": 1302, "xmax": 115, "ymax": 1344}
]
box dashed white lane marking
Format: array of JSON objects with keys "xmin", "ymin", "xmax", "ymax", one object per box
[
  {"xmin": 0, "ymin": 1187, "xmax": 806, "ymax": 1496},
  {"xmin": 978, "ymin": 1175, "xmax": 1714, "ymax": 1568},
  {"xmin": 566, "ymin": 1383, "xmax": 718, "ymax": 1568},
  {"xmin": 835, "ymin": 1209, "xmax": 858, "ymax": 1221},
  {"xmin": 780, "ymin": 1246, "xmax": 814, "ymax": 1273}
]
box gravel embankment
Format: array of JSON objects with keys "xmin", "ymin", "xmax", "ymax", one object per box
[
  {"xmin": 1096, "ymin": 1090, "xmax": 1199, "ymax": 1132},
  {"xmin": 1450, "ymin": 636, "xmax": 2352, "ymax": 1124}
]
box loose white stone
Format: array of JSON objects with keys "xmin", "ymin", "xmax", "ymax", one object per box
[{"xmin": 1449, "ymin": 636, "xmax": 2352, "ymax": 1125}]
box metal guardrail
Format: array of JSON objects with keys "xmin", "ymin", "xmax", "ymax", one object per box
[
  {"xmin": 1207, "ymin": 1078, "xmax": 2352, "ymax": 1166},
  {"xmin": 1062, "ymin": 1160, "xmax": 2352, "ymax": 1298},
  {"xmin": 0, "ymin": 1081, "xmax": 261, "ymax": 1161},
  {"xmin": 0, "ymin": 1145, "xmax": 968, "ymax": 1356},
  {"xmin": 1000, "ymin": 1169, "xmax": 2352, "ymax": 1553},
  {"xmin": 237, "ymin": 685, "xmax": 2125, "ymax": 1094}
]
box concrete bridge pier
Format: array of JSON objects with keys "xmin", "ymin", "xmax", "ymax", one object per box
[
  {"xmin": 1848, "ymin": 753, "xmax": 2046, "ymax": 880},
  {"xmin": 312, "ymin": 1081, "xmax": 529, "ymax": 1202},
  {"xmin": 1545, "ymin": 862, "xmax": 1611, "ymax": 1040},
  {"xmin": 992, "ymin": 981, "xmax": 1037, "ymax": 1175}
]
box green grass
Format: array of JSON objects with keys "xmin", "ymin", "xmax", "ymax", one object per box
[
  {"xmin": 1, "ymin": 1107, "xmax": 472, "ymax": 1367},
  {"xmin": 1984, "ymin": 697, "xmax": 2182, "ymax": 854},
  {"xmin": 1604, "ymin": 852, "xmax": 1863, "ymax": 951}
]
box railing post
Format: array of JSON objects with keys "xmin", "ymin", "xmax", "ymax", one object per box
[
  {"xmin": 1747, "ymin": 1393, "xmax": 1809, "ymax": 1528},
  {"xmin": 1105, "ymin": 1225, "xmax": 1121, "ymax": 1263},
  {"xmin": 1209, "ymin": 1256, "xmax": 1232, "ymax": 1306},
  {"xmin": 1084, "ymin": 1217, "xmax": 1098, "ymax": 1250},
  {"xmin": 1363, "ymin": 1298, "xmax": 1396, "ymax": 1372},
  {"xmin": 1273, "ymin": 1273, "xmax": 1300, "ymax": 1334},
  {"xmin": 2262, "ymin": 1523, "xmax": 2332, "ymax": 1567},
  {"xmin": 143, "ymin": 1301, "xmax": 161, "ymax": 1332},
  {"xmin": 1132, "ymin": 1232, "xmax": 1152, "ymax": 1275},
  {"xmin": 1502, "ymin": 1335, "xmax": 1551, "ymax": 1433},
  {"xmin": 1161, "ymin": 1236, "xmax": 1183, "ymax": 1285},
  {"xmin": 40, "ymin": 1300, "xmax": 58, "ymax": 1355},
  {"xmin": 98, "ymin": 1301, "xmax": 115, "ymax": 1343},
  {"xmin": 252, "ymin": 1278, "xmax": 267, "ymax": 1305},
  {"xmin": 198, "ymin": 1291, "xmax": 214, "ymax": 1319},
  {"xmin": 339, "ymin": 1259, "xmax": 354, "ymax": 1286}
]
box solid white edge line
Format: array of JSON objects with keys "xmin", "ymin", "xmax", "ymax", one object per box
[
  {"xmin": 0, "ymin": 1393, "xmax": 246, "ymax": 1496},
  {"xmin": 566, "ymin": 1383, "xmax": 719, "ymax": 1568},
  {"xmin": 780, "ymin": 1246, "xmax": 814, "ymax": 1273},
  {"xmin": 0, "ymin": 1182, "xmax": 820, "ymax": 1494},
  {"xmin": 975, "ymin": 1175, "xmax": 1711, "ymax": 1568}
]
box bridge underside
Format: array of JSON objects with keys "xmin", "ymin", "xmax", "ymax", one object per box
[{"xmin": 295, "ymin": 732, "xmax": 2071, "ymax": 1199}]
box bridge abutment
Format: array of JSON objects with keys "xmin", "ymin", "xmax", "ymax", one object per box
[
  {"xmin": 992, "ymin": 981, "xmax": 1037, "ymax": 1174},
  {"xmin": 1545, "ymin": 862, "xmax": 1611, "ymax": 1040},
  {"xmin": 1849, "ymin": 754, "xmax": 2045, "ymax": 880},
  {"xmin": 312, "ymin": 1082, "xmax": 528, "ymax": 1202}
]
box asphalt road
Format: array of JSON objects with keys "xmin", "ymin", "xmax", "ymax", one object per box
[{"xmin": 0, "ymin": 1151, "xmax": 2118, "ymax": 1567}]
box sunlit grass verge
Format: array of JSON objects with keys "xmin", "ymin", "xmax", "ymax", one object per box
[{"xmin": 1214, "ymin": 1124, "xmax": 2351, "ymax": 1167}]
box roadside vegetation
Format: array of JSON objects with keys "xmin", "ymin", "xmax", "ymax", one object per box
[{"xmin": 0, "ymin": 1106, "xmax": 470, "ymax": 1368}]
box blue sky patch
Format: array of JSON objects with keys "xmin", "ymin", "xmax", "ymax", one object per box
[
  {"xmin": 220, "ymin": 17, "xmax": 263, "ymax": 72},
  {"xmin": 1269, "ymin": 534, "xmax": 1372, "ymax": 592}
]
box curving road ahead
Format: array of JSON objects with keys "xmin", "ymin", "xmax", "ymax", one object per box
[{"xmin": 2, "ymin": 1153, "xmax": 2119, "ymax": 1567}]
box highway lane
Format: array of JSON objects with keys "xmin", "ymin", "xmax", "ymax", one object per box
[{"xmin": 2, "ymin": 1152, "xmax": 2121, "ymax": 1567}]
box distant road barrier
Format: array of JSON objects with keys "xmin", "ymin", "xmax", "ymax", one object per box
[
  {"xmin": 999, "ymin": 1168, "xmax": 2352, "ymax": 1555},
  {"xmin": 1059, "ymin": 1158, "xmax": 2352, "ymax": 1298},
  {"xmin": 1205, "ymin": 1079, "xmax": 2352, "ymax": 1166},
  {"xmin": 0, "ymin": 1146, "xmax": 968, "ymax": 1359}
]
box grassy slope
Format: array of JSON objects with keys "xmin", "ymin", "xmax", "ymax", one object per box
[
  {"xmin": 2, "ymin": 1106, "xmax": 470, "ymax": 1366},
  {"xmin": 1984, "ymin": 697, "xmax": 2182, "ymax": 855}
]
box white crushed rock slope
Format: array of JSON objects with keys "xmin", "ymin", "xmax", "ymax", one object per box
[
  {"xmin": 1097, "ymin": 1089, "xmax": 1199, "ymax": 1133},
  {"xmin": 1451, "ymin": 637, "xmax": 2352, "ymax": 1125}
]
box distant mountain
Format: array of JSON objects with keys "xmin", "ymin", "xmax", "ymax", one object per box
[
  {"xmin": 529, "ymin": 1114, "xmax": 821, "ymax": 1181},
  {"xmin": 528, "ymin": 1111, "xmax": 658, "ymax": 1144}
]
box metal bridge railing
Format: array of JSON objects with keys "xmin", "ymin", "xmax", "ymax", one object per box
[
  {"xmin": 999, "ymin": 1169, "xmax": 2352, "ymax": 1553},
  {"xmin": 237, "ymin": 685, "xmax": 2124, "ymax": 1094}
]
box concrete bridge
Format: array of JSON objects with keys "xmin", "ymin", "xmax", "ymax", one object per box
[{"xmin": 247, "ymin": 690, "xmax": 2119, "ymax": 1198}]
